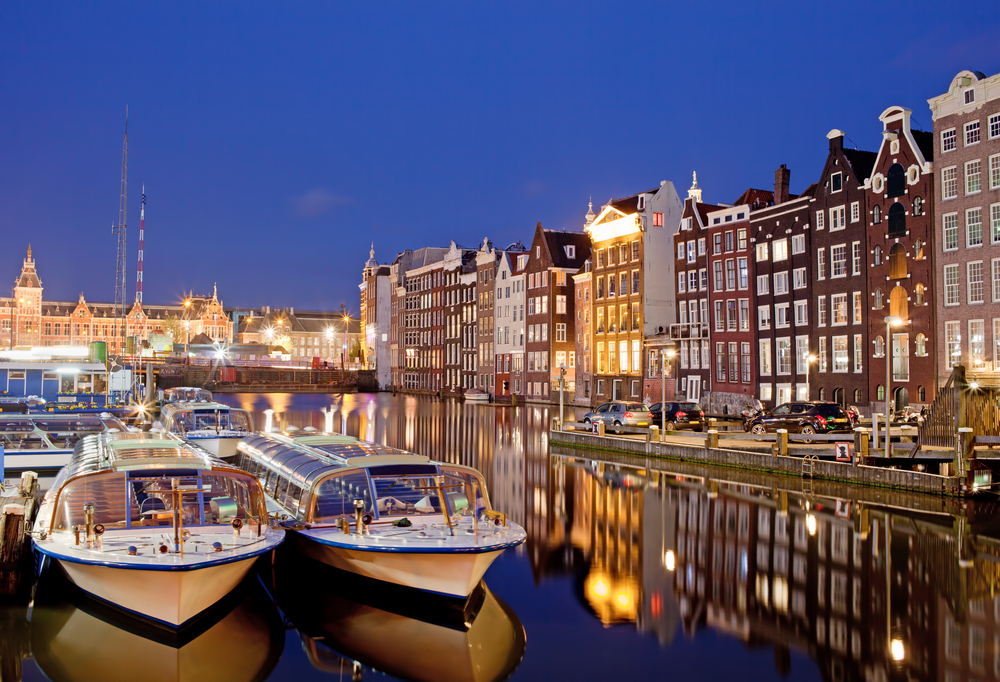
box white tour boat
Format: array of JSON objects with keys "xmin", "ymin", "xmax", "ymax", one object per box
[
  {"xmin": 162, "ymin": 387, "xmax": 214, "ymax": 404},
  {"xmin": 159, "ymin": 401, "xmax": 253, "ymax": 460},
  {"xmin": 0, "ymin": 413, "xmax": 128, "ymax": 471},
  {"xmin": 32, "ymin": 431, "xmax": 284, "ymax": 627},
  {"xmin": 236, "ymin": 433, "xmax": 526, "ymax": 598}
]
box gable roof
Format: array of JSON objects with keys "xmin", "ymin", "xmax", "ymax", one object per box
[
  {"xmin": 732, "ymin": 188, "xmax": 774, "ymax": 211},
  {"xmin": 842, "ymin": 148, "xmax": 878, "ymax": 182},
  {"xmin": 539, "ymin": 229, "xmax": 592, "ymax": 270},
  {"xmin": 609, "ymin": 187, "xmax": 661, "ymax": 214},
  {"xmin": 912, "ymin": 130, "xmax": 934, "ymax": 162}
]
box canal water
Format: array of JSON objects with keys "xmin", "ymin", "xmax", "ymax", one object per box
[{"xmin": 10, "ymin": 393, "xmax": 1000, "ymax": 681}]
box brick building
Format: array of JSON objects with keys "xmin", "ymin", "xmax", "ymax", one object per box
[
  {"xmin": 573, "ymin": 261, "xmax": 592, "ymax": 405},
  {"xmin": 494, "ymin": 245, "xmax": 529, "ymax": 397},
  {"xmin": 864, "ymin": 106, "xmax": 936, "ymax": 409},
  {"xmin": 475, "ymin": 239, "xmax": 500, "ymax": 395},
  {"xmin": 441, "ymin": 243, "xmax": 478, "ymax": 394},
  {"xmin": 929, "ymin": 70, "xmax": 1000, "ymax": 384},
  {"xmin": 809, "ymin": 131, "xmax": 877, "ymax": 407},
  {"xmin": 524, "ymin": 223, "xmax": 591, "ymax": 402}
]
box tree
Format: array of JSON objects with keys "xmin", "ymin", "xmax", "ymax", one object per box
[
  {"xmin": 348, "ymin": 338, "xmax": 362, "ymax": 360},
  {"xmin": 161, "ymin": 314, "xmax": 183, "ymax": 339}
]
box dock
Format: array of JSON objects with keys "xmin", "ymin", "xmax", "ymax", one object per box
[{"xmin": 0, "ymin": 472, "xmax": 40, "ymax": 602}]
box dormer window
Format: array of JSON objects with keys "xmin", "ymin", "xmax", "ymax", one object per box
[
  {"xmin": 965, "ymin": 89, "xmax": 976, "ymax": 105},
  {"xmin": 564, "ymin": 245, "xmax": 576, "ymax": 259},
  {"xmin": 831, "ymin": 172, "xmax": 842, "ymax": 193}
]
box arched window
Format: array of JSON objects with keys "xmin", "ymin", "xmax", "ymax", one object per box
[
  {"xmin": 887, "ymin": 163, "xmax": 906, "ymax": 197},
  {"xmin": 874, "ymin": 245, "xmax": 883, "ymax": 265},
  {"xmin": 877, "ymin": 385, "xmax": 885, "ymax": 400},
  {"xmin": 854, "ymin": 388, "xmax": 862, "ymax": 404},
  {"xmin": 873, "ymin": 205, "xmax": 882, "ymax": 224},
  {"xmin": 917, "ymin": 386, "xmax": 926, "ymax": 402},
  {"xmin": 874, "ymin": 288, "xmax": 884, "ymax": 309},
  {"xmin": 888, "ymin": 243, "xmax": 908, "ymax": 279},
  {"xmin": 888, "ymin": 202, "xmax": 906, "ymax": 236},
  {"xmin": 913, "ymin": 239, "xmax": 924, "ymax": 260},
  {"xmin": 915, "ymin": 284, "xmax": 925, "ymax": 305},
  {"xmin": 915, "ymin": 333, "xmax": 926, "ymax": 356},
  {"xmin": 913, "ymin": 196, "xmax": 924, "ymax": 216},
  {"xmin": 818, "ymin": 387, "xmax": 826, "ymax": 401},
  {"xmin": 874, "ymin": 335, "xmax": 885, "ymax": 357},
  {"xmin": 834, "ymin": 387, "xmax": 845, "ymax": 407},
  {"xmin": 889, "ymin": 285, "xmax": 908, "ymax": 320}
]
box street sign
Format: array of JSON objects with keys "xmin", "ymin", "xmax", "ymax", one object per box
[{"xmin": 834, "ymin": 442, "xmax": 852, "ymax": 462}]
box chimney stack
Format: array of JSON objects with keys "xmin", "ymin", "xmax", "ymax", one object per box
[{"xmin": 774, "ymin": 164, "xmax": 790, "ymax": 205}]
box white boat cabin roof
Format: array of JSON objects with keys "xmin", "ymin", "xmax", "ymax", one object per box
[{"xmin": 60, "ymin": 432, "xmax": 225, "ymax": 480}]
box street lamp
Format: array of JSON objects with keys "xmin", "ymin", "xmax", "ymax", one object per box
[
  {"xmin": 661, "ymin": 346, "xmax": 677, "ymax": 436},
  {"xmin": 342, "ymin": 314, "xmax": 350, "ymax": 369},
  {"xmin": 883, "ymin": 315, "xmax": 903, "ymax": 449},
  {"xmin": 558, "ymin": 364, "xmax": 566, "ymax": 430}
]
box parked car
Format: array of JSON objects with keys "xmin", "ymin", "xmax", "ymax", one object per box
[
  {"xmin": 582, "ymin": 401, "xmax": 654, "ymax": 433},
  {"xmin": 744, "ymin": 401, "xmax": 854, "ymax": 437},
  {"xmin": 649, "ymin": 402, "xmax": 705, "ymax": 432}
]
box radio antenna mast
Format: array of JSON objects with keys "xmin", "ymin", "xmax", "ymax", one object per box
[{"xmin": 113, "ymin": 108, "xmax": 128, "ymax": 355}]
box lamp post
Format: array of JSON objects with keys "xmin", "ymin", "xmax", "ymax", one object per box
[
  {"xmin": 558, "ymin": 364, "xmax": 566, "ymax": 431},
  {"xmin": 883, "ymin": 316, "xmax": 903, "ymax": 449},
  {"xmin": 342, "ymin": 314, "xmax": 350, "ymax": 369},
  {"xmin": 662, "ymin": 346, "xmax": 676, "ymax": 435},
  {"xmin": 183, "ymin": 298, "xmax": 192, "ymax": 364}
]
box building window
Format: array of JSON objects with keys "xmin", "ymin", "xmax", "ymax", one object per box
[
  {"xmin": 652, "ymin": 212, "xmax": 663, "ymax": 227},
  {"xmin": 993, "ymin": 259, "xmax": 1000, "ymax": 302},
  {"xmin": 818, "ymin": 337, "xmax": 827, "ymax": 372},
  {"xmin": 818, "ymin": 296, "xmax": 827, "ymax": 325},
  {"xmin": 967, "ymin": 159, "xmax": 983, "ymax": 195},
  {"xmin": 817, "ymin": 249, "xmax": 826, "ymax": 279},
  {"xmin": 716, "ymin": 343, "xmax": 726, "ymax": 382},
  {"xmin": 876, "ymin": 385, "xmax": 884, "ymax": 401},
  {"xmin": 944, "ymin": 264, "xmax": 960, "ymax": 305},
  {"xmin": 971, "ymin": 319, "xmax": 986, "ymax": 370},
  {"xmin": 850, "ymin": 201, "xmax": 860, "ymax": 223},
  {"xmin": 773, "ymin": 238, "xmax": 788, "ymax": 261},
  {"xmin": 854, "ymin": 334, "xmax": 863, "ymax": 372},
  {"xmin": 942, "ymin": 128, "xmax": 957, "ymax": 152},
  {"xmin": 943, "ymin": 213, "xmax": 959, "ymax": 251},
  {"xmin": 757, "ymin": 274, "xmax": 769, "ymax": 295},
  {"xmin": 874, "ymin": 335, "xmax": 885, "ymax": 357},
  {"xmin": 966, "ymin": 120, "xmax": 981, "ymax": 146},
  {"xmin": 852, "ymin": 292, "xmax": 862, "ymax": 324},
  {"xmin": 791, "ymin": 234, "xmax": 805, "ymax": 254},
  {"xmin": 815, "ymin": 210, "xmax": 825, "ymax": 230},
  {"xmin": 887, "ymin": 202, "xmax": 906, "ymax": 237},
  {"xmin": 830, "ymin": 206, "xmax": 846, "ymax": 231},
  {"xmin": 915, "ymin": 333, "xmax": 927, "ymax": 357},
  {"xmin": 968, "ymin": 207, "xmax": 984, "ymax": 248},
  {"xmin": 915, "ymin": 283, "xmax": 925, "ymax": 305},
  {"xmin": 739, "ymin": 299, "xmax": 749, "ymax": 331},
  {"xmin": 758, "ymin": 306, "xmax": 771, "ymax": 330},
  {"xmin": 831, "ymin": 294, "xmax": 847, "ymax": 325},
  {"xmin": 946, "ymin": 321, "xmax": 961, "ymax": 368},
  {"xmin": 833, "ymin": 336, "xmax": 848, "ymax": 372},
  {"xmin": 777, "ymin": 338, "xmax": 791, "ymax": 375},
  {"xmin": 969, "ymin": 261, "xmax": 985, "ymax": 304},
  {"xmin": 726, "ymin": 260, "xmax": 736, "ymax": 290},
  {"xmin": 727, "ymin": 300, "xmax": 738, "ymax": 331},
  {"xmin": 794, "ymin": 300, "xmax": 808, "ymax": 326},
  {"xmin": 741, "ymin": 342, "xmax": 751, "ymax": 383},
  {"xmin": 759, "ymin": 340, "xmax": 772, "ymax": 376},
  {"xmin": 831, "ymin": 245, "xmax": 847, "ymax": 278},
  {"xmin": 942, "ymin": 166, "xmax": 958, "ymax": 200},
  {"xmin": 774, "ymin": 271, "xmax": 789, "ymax": 295},
  {"xmin": 737, "ymin": 229, "xmax": 747, "ymax": 250},
  {"xmin": 556, "ymin": 323, "xmax": 566, "ymax": 342},
  {"xmin": 913, "ymin": 196, "xmax": 924, "ymax": 216},
  {"xmin": 888, "ymin": 243, "xmax": 908, "ymax": 279},
  {"xmin": 873, "ymin": 205, "xmax": 882, "ymax": 224},
  {"xmin": 738, "ymin": 258, "xmax": 748, "ymax": 289},
  {"xmin": 795, "ymin": 336, "xmax": 809, "ymax": 374},
  {"xmin": 755, "ymin": 243, "xmax": 769, "ymax": 262},
  {"xmin": 887, "ymin": 163, "xmax": 905, "ymax": 197},
  {"xmin": 831, "ymin": 172, "xmax": 842, "ymax": 192},
  {"xmin": 852, "ymin": 242, "xmax": 862, "ymax": 275}
]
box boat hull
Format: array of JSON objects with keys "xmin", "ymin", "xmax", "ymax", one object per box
[
  {"xmin": 290, "ymin": 533, "xmax": 503, "ymax": 598},
  {"xmin": 55, "ymin": 556, "xmax": 258, "ymax": 627}
]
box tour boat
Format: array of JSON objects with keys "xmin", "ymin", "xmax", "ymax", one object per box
[
  {"xmin": 32, "ymin": 431, "xmax": 284, "ymax": 627},
  {"xmin": 463, "ymin": 388, "xmax": 489, "ymax": 403},
  {"xmin": 236, "ymin": 433, "xmax": 526, "ymax": 598},
  {"xmin": 159, "ymin": 401, "xmax": 253, "ymax": 460},
  {"xmin": 0, "ymin": 412, "xmax": 128, "ymax": 471},
  {"xmin": 31, "ymin": 561, "xmax": 285, "ymax": 682},
  {"xmin": 273, "ymin": 554, "xmax": 525, "ymax": 682}
]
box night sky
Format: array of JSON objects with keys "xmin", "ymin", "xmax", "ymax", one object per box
[{"xmin": 2, "ymin": 1, "xmax": 996, "ymax": 313}]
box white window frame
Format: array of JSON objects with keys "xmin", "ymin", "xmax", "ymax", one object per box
[
  {"xmin": 944, "ymin": 212, "xmax": 959, "ymax": 251},
  {"xmin": 830, "ymin": 205, "xmax": 846, "ymax": 231},
  {"xmin": 969, "ymin": 260, "xmax": 985, "ymax": 304},
  {"xmin": 968, "ymin": 207, "xmax": 984, "ymax": 249},
  {"xmin": 942, "ymin": 166, "xmax": 958, "ymax": 200},
  {"xmin": 793, "ymin": 267, "xmax": 807, "ymax": 290},
  {"xmin": 944, "ymin": 264, "xmax": 960, "ymax": 306},
  {"xmin": 941, "ymin": 128, "xmax": 957, "ymax": 153},
  {"xmin": 794, "ymin": 300, "xmax": 808, "ymax": 326},
  {"xmin": 775, "ymin": 303, "xmax": 790, "ymax": 328},
  {"xmin": 850, "ymin": 201, "xmax": 860, "ymax": 223},
  {"xmin": 791, "ymin": 234, "xmax": 805, "ymax": 255},
  {"xmin": 852, "ymin": 242, "xmax": 861, "ymax": 276},
  {"xmin": 831, "ymin": 244, "xmax": 847, "ymax": 279}
]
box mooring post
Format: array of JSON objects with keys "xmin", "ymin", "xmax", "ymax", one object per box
[
  {"xmin": 957, "ymin": 427, "xmax": 974, "ymax": 478},
  {"xmin": 777, "ymin": 429, "xmax": 789, "ymax": 457}
]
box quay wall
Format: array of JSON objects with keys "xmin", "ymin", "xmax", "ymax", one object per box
[{"xmin": 548, "ymin": 429, "xmax": 967, "ymax": 497}]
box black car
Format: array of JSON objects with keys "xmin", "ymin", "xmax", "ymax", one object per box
[
  {"xmin": 649, "ymin": 401, "xmax": 705, "ymax": 432},
  {"xmin": 744, "ymin": 401, "xmax": 853, "ymax": 436}
]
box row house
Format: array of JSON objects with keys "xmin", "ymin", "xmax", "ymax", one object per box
[
  {"xmin": 672, "ymin": 178, "xmax": 720, "ymax": 403},
  {"xmin": 750, "ymin": 168, "xmax": 817, "ymax": 408},
  {"xmin": 864, "ymin": 106, "xmax": 936, "ymax": 407},
  {"xmin": 360, "ymin": 245, "xmax": 392, "ymax": 389},
  {"xmin": 476, "ymin": 239, "xmax": 500, "ymax": 394},
  {"xmin": 588, "ymin": 182, "xmax": 682, "ymax": 404},
  {"xmin": 705, "ymin": 191, "xmax": 769, "ymax": 412},
  {"xmin": 494, "ymin": 245, "xmax": 528, "ymax": 396},
  {"xmin": 440, "ymin": 243, "xmax": 478, "ymax": 394},
  {"xmin": 388, "ymin": 246, "xmax": 448, "ymax": 391},
  {"xmin": 808, "ymin": 133, "xmax": 877, "ymax": 407},
  {"xmin": 930, "ymin": 70, "xmax": 1000, "ymax": 383},
  {"xmin": 398, "ymin": 248, "xmax": 450, "ymax": 392},
  {"xmin": 524, "ymin": 223, "xmax": 591, "ymax": 402}
]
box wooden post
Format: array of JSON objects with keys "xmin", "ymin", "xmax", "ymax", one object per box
[
  {"xmin": 0, "ymin": 504, "xmax": 26, "ymax": 596},
  {"xmin": 958, "ymin": 427, "xmax": 974, "ymax": 477},
  {"xmin": 706, "ymin": 429, "xmax": 719, "ymax": 450},
  {"xmin": 777, "ymin": 429, "xmax": 789, "ymax": 457}
]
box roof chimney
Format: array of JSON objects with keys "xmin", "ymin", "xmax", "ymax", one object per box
[
  {"xmin": 774, "ymin": 165, "xmax": 790, "ymax": 205},
  {"xmin": 827, "ymin": 129, "xmax": 845, "ymax": 152}
]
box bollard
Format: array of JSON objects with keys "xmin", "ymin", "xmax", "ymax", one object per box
[
  {"xmin": 595, "ymin": 421, "xmax": 606, "ymax": 437},
  {"xmin": 776, "ymin": 429, "xmax": 788, "ymax": 457},
  {"xmin": 649, "ymin": 425, "xmax": 659, "ymax": 444},
  {"xmin": 18, "ymin": 471, "xmax": 37, "ymax": 497},
  {"xmin": 552, "ymin": 417, "xmax": 560, "ymax": 432},
  {"xmin": 853, "ymin": 428, "xmax": 867, "ymax": 466},
  {"xmin": 872, "ymin": 413, "xmax": 880, "ymax": 451},
  {"xmin": 706, "ymin": 429, "xmax": 719, "ymax": 450},
  {"xmin": 707, "ymin": 417, "xmax": 717, "ymax": 432}
]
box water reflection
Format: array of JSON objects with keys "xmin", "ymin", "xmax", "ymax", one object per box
[
  {"xmin": 29, "ymin": 564, "xmax": 284, "ymax": 682},
  {"xmin": 267, "ymin": 553, "xmax": 525, "ymax": 682},
  {"xmin": 206, "ymin": 393, "xmax": 1000, "ymax": 680}
]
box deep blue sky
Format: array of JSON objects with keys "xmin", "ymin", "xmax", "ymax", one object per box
[{"xmin": 2, "ymin": 2, "xmax": 997, "ymax": 312}]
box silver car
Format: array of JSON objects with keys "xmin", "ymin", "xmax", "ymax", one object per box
[{"xmin": 582, "ymin": 401, "xmax": 653, "ymax": 433}]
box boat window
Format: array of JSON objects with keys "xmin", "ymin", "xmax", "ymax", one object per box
[
  {"xmin": 0, "ymin": 432, "xmax": 48, "ymax": 450},
  {"xmin": 311, "ymin": 471, "xmax": 374, "ymax": 522},
  {"xmin": 370, "ymin": 470, "xmax": 453, "ymax": 518},
  {"xmin": 229, "ymin": 411, "xmax": 252, "ymax": 432},
  {"xmin": 52, "ymin": 470, "xmax": 266, "ymax": 533},
  {"xmin": 264, "ymin": 469, "xmax": 279, "ymax": 496},
  {"xmin": 439, "ymin": 465, "xmax": 491, "ymax": 515},
  {"xmin": 282, "ymin": 482, "xmax": 305, "ymax": 511},
  {"xmin": 274, "ymin": 475, "xmax": 291, "ymax": 504},
  {"xmin": 34, "ymin": 418, "xmax": 105, "ymax": 432}
]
